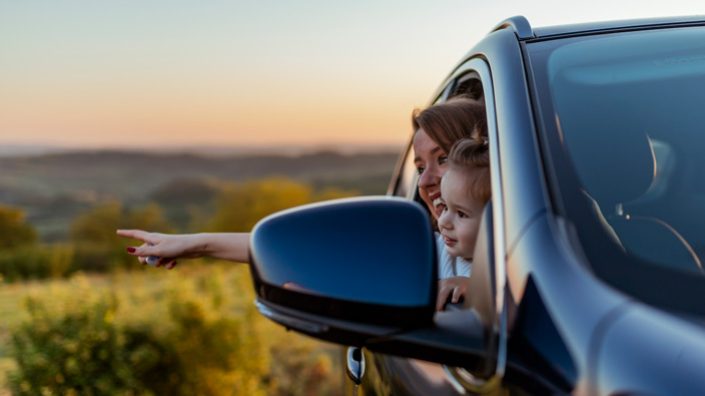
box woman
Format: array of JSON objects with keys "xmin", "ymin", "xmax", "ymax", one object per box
[
  {"xmin": 410, "ymin": 97, "xmax": 487, "ymax": 309},
  {"xmin": 118, "ymin": 96, "xmax": 488, "ymax": 275}
]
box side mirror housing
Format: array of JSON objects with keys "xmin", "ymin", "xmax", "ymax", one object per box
[
  {"xmin": 250, "ymin": 197, "xmax": 436, "ymax": 336},
  {"xmin": 249, "ymin": 196, "xmax": 488, "ymax": 366}
]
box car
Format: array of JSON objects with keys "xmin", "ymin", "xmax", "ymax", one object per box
[{"xmin": 247, "ymin": 15, "xmax": 705, "ymax": 395}]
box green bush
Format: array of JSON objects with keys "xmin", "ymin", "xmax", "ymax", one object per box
[
  {"xmin": 70, "ymin": 243, "xmax": 136, "ymax": 274},
  {"xmin": 8, "ymin": 271, "xmax": 270, "ymax": 395},
  {"xmin": 9, "ymin": 294, "xmax": 156, "ymax": 395},
  {"xmin": 6, "ymin": 264, "xmax": 342, "ymax": 395},
  {"xmin": 0, "ymin": 244, "xmax": 74, "ymax": 282},
  {"xmin": 0, "ymin": 242, "xmax": 137, "ymax": 282},
  {"xmin": 0, "ymin": 205, "xmax": 37, "ymax": 250}
]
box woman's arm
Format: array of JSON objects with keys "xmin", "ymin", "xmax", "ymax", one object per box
[{"xmin": 116, "ymin": 230, "xmax": 251, "ymax": 267}]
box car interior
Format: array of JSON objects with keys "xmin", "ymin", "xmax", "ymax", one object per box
[{"xmin": 547, "ymin": 30, "xmax": 705, "ymax": 276}]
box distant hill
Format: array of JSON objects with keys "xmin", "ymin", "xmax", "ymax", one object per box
[{"xmin": 0, "ymin": 150, "xmax": 400, "ymax": 240}]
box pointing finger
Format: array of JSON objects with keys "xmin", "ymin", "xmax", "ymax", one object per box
[{"xmin": 117, "ymin": 229, "xmax": 157, "ymax": 244}]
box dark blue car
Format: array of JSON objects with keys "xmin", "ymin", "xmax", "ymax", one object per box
[{"xmin": 248, "ymin": 16, "xmax": 705, "ymax": 395}]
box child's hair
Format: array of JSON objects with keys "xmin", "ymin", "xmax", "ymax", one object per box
[
  {"xmin": 448, "ymin": 138, "xmax": 491, "ymax": 204},
  {"xmin": 412, "ymin": 95, "xmax": 487, "ymax": 153}
]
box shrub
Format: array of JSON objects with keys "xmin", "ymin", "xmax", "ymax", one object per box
[
  {"xmin": 0, "ymin": 205, "xmax": 37, "ymax": 250},
  {"xmin": 0, "ymin": 244, "xmax": 74, "ymax": 282},
  {"xmin": 8, "ymin": 271, "xmax": 270, "ymax": 395},
  {"xmin": 6, "ymin": 266, "xmax": 342, "ymax": 395}
]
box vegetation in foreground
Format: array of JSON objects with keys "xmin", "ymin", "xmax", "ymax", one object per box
[
  {"xmin": 1, "ymin": 264, "xmax": 343, "ymax": 395},
  {"xmin": 0, "ymin": 172, "xmax": 375, "ymax": 395},
  {"xmin": 0, "ymin": 154, "xmax": 394, "ymax": 396}
]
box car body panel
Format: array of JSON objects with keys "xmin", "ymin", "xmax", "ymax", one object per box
[
  {"xmin": 595, "ymin": 305, "xmax": 705, "ymax": 395},
  {"xmin": 284, "ymin": 16, "xmax": 705, "ymax": 396},
  {"xmin": 531, "ymin": 16, "xmax": 705, "ymax": 39}
]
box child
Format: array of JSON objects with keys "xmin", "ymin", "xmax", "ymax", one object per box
[{"xmin": 435, "ymin": 137, "xmax": 491, "ymax": 311}]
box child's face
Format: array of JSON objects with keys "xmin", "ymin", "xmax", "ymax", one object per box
[{"xmin": 437, "ymin": 167, "xmax": 485, "ymax": 260}]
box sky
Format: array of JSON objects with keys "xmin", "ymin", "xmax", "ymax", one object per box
[{"xmin": 1, "ymin": 1, "xmax": 704, "ymax": 151}]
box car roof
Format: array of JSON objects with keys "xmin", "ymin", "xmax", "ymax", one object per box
[{"xmin": 494, "ymin": 15, "xmax": 705, "ymax": 40}]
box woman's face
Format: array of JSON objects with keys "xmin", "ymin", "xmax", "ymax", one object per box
[{"xmin": 413, "ymin": 128, "xmax": 448, "ymax": 219}]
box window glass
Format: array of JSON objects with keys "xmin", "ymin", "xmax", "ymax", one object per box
[
  {"xmin": 528, "ymin": 26, "xmax": 705, "ymax": 313},
  {"xmin": 394, "ymin": 143, "xmax": 419, "ymax": 199}
]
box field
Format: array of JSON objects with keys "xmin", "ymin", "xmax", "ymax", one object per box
[
  {"xmin": 0, "ymin": 263, "xmax": 343, "ymax": 395},
  {"xmin": 0, "ymin": 149, "xmax": 395, "ymax": 394}
]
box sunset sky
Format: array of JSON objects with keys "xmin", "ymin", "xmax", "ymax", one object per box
[{"xmin": 2, "ymin": 1, "xmax": 704, "ymax": 150}]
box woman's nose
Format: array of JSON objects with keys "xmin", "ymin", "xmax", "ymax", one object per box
[{"xmin": 418, "ymin": 166, "xmax": 439, "ymax": 188}]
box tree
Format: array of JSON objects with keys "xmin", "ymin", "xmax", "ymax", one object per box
[
  {"xmin": 0, "ymin": 205, "xmax": 37, "ymax": 249},
  {"xmin": 209, "ymin": 178, "xmax": 360, "ymax": 233},
  {"xmin": 70, "ymin": 201, "xmax": 172, "ymax": 245},
  {"xmin": 69, "ymin": 201, "xmax": 173, "ymax": 271},
  {"xmin": 209, "ymin": 178, "xmax": 314, "ymax": 232}
]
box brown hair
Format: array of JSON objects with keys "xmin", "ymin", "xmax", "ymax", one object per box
[
  {"xmin": 448, "ymin": 138, "xmax": 491, "ymax": 204},
  {"xmin": 412, "ymin": 95, "xmax": 487, "ymax": 153}
]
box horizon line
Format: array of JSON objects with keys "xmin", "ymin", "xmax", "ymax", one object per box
[{"xmin": 0, "ymin": 142, "xmax": 405, "ymax": 158}]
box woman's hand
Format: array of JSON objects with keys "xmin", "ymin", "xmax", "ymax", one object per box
[
  {"xmin": 116, "ymin": 230, "xmax": 252, "ymax": 267},
  {"xmin": 116, "ymin": 229, "xmax": 206, "ymax": 269},
  {"xmin": 436, "ymin": 276, "xmax": 471, "ymax": 311}
]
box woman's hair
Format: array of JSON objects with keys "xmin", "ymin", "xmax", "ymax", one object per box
[
  {"xmin": 412, "ymin": 95, "xmax": 487, "ymax": 153},
  {"xmin": 448, "ymin": 138, "xmax": 491, "ymax": 204}
]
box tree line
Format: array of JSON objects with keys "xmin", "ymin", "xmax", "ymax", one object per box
[{"xmin": 0, "ymin": 177, "xmax": 356, "ymax": 282}]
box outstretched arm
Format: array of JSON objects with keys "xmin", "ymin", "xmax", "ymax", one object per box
[{"xmin": 116, "ymin": 230, "xmax": 251, "ymax": 268}]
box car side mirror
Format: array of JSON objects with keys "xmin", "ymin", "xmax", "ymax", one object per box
[
  {"xmin": 250, "ymin": 197, "xmax": 437, "ymax": 337},
  {"xmin": 249, "ymin": 196, "xmax": 488, "ymax": 367}
]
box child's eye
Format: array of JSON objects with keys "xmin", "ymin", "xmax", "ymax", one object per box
[
  {"xmin": 438, "ymin": 155, "xmax": 448, "ymax": 165},
  {"xmin": 440, "ymin": 203, "xmax": 448, "ymax": 212},
  {"xmin": 416, "ymin": 166, "xmax": 425, "ymax": 175},
  {"xmin": 458, "ymin": 211, "xmax": 468, "ymax": 218}
]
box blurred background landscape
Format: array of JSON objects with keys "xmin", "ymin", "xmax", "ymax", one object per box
[{"xmin": 0, "ymin": 147, "xmax": 396, "ymax": 395}]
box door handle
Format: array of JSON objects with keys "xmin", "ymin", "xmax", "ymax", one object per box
[{"xmin": 346, "ymin": 346, "xmax": 366, "ymax": 385}]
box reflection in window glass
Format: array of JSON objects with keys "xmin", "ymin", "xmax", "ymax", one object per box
[{"xmin": 535, "ymin": 27, "xmax": 705, "ymax": 274}]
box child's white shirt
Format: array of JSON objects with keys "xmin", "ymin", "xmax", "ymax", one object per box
[{"xmin": 436, "ymin": 233, "xmax": 472, "ymax": 279}]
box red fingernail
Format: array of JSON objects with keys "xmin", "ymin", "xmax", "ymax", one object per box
[{"xmin": 126, "ymin": 247, "xmax": 136, "ymax": 253}]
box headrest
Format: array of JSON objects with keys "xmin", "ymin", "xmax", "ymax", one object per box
[{"xmin": 563, "ymin": 123, "xmax": 655, "ymax": 209}]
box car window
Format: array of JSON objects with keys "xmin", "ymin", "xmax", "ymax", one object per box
[
  {"xmin": 392, "ymin": 142, "xmax": 419, "ymax": 199},
  {"xmin": 527, "ymin": 26, "xmax": 705, "ymax": 314}
]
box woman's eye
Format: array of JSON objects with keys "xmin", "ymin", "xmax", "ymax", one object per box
[
  {"xmin": 440, "ymin": 204, "xmax": 448, "ymax": 212},
  {"xmin": 416, "ymin": 166, "xmax": 425, "ymax": 175},
  {"xmin": 438, "ymin": 155, "xmax": 448, "ymax": 165}
]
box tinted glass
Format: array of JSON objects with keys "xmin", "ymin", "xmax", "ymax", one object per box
[
  {"xmin": 528, "ymin": 26, "xmax": 705, "ymax": 310},
  {"xmin": 250, "ymin": 198, "xmax": 436, "ymax": 307}
]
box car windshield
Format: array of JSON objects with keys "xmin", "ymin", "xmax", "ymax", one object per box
[{"xmin": 527, "ymin": 26, "xmax": 705, "ymax": 314}]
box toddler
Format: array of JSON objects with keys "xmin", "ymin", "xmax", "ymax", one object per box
[{"xmin": 435, "ymin": 137, "xmax": 491, "ymax": 310}]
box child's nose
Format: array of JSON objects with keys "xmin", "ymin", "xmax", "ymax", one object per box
[{"xmin": 438, "ymin": 211, "xmax": 451, "ymax": 229}]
